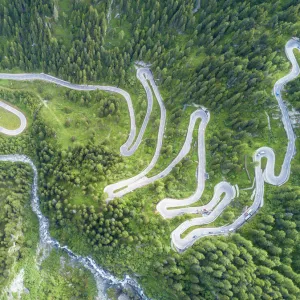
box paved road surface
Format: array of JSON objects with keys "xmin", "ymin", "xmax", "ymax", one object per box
[
  {"xmin": 170, "ymin": 39, "xmax": 299, "ymax": 251},
  {"xmin": 0, "ymin": 70, "xmax": 148, "ymax": 156},
  {"xmin": 0, "ymin": 69, "xmax": 167, "ymax": 200},
  {"xmin": 0, "ymin": 39, "xmax": 298, "ymax": 252},
  {"xmin": 0, "ymin": 101, "xmax": 26, "ymax": 135},
  {"xmin": 104, "ymin": 69, "xmax": 167, "ymax": 200}
]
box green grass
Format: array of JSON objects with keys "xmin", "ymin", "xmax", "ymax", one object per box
[
  {"xmin": 41, "ymin": 91, "xmax": 127, "ymax": 148},
  {"xmin": 186, "ymin": 48, "xmax": 207, "ymax": 68},
  {"xmin": 0, "ymin": 79, "xmax": 130, "ymax": 149},
  {"xmin": 0, "ymin": 38, "xmax": 298, "ymax": 256},
  {"xmin": 51, "ymin": 0, "xmax": 73, "ymax": 48},
  {"xmin": 0, "ymin": 68, "xmax": 281, "ymax": 230},
  {"xmin": 1, "ymin": 165, "xmax": 98, "ymax": 300},
  {"xmin": 22, "ymin": 250, "xmax": 97, "ymax": 300},
  {"xmin": 0, "ymin": 105, "xmax": 21, "ymax": 130},
  {"xmin": 106, "ymin": 16, "xmax": 132, "ymax": 50}
]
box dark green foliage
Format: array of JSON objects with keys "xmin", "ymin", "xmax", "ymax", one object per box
[
  {"xmin": 65, "ymin": 90, "xmax": 120, "ymax": 117},
  {"xmin": 0, "ymin": 163, "xmax": 32, "ymax": 287},
  {"xmin": 1, "ymin": 0, "xmax": 300, "ymax": 299},
  {"xmin": 286, "ymin": 78, "xmax": 300, "ymax": 111},
  {"xmin": 151, "ymin": 187, "xmax": 300, "ymax": 299}
]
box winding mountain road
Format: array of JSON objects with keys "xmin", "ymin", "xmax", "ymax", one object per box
[
  {"xmin": 0, "ymin": 39, "xmax": 298, "ymax": 253},
  {"xmin": 0, "ymin": 69, "xmax": 167, "ymax": 200},
  {"xmin": 170, "ymin": 39, "xmax": 299, "ymax": 251},
  {"xmin": 0, "ymin": 101, "xmax": 26, "ymax": 135}
]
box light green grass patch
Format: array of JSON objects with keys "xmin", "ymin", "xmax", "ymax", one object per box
[{"xmin": 0, "ymin": 105, "xmax": 21, "ymax": 130}]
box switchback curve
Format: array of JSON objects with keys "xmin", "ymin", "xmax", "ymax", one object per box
[
  {"xmin": 0, "ymin": 39, "xmax": 298, "ymax": 254},
  {"xmin": 0, "ymin": 101, "xmax": 26, "ymax": 136}
]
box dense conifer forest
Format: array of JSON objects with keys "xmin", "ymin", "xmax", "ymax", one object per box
[{"xmin": 0, "ymin": 0, "xmax": 300, "ymax": 299}]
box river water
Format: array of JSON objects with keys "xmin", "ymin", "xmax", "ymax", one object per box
[{"xmin": 0, "ymin": 154, "xmax": 148, "ymax": 300}]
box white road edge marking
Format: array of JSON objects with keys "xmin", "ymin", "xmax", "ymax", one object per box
[
  {"xmin": 0, "ymin": 39, "xmax": 298, "ymax": 252},
  {"xmin": 0, "ymin": 101, "xmax": 26, "ymax": 135}
]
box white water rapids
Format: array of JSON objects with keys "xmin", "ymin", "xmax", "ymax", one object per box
[
  {"xmin": 0, "ymin": 155, "xmax": 148, "ymax": 300},
  {"xmin": 1, "ymin": 38, "xmax": 299, "ymax": 294}
]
